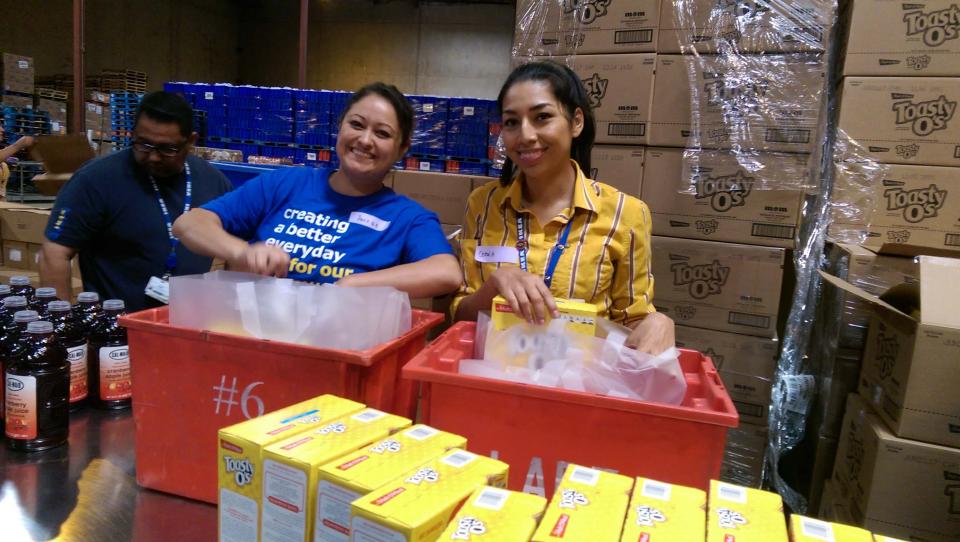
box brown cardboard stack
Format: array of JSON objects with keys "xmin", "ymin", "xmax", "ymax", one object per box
[
  {"xmin": 1, "ymin": 53, "xmax": 35, "ymax": 107},
  {"xmin": 35, "ymin": 89, "xmax": 68, "ymax": 136},
  {"xmin": 0, "ymin": 201, "xmax": 82, "ymax": 298},
  {"xmin": 86, "ymin": 91, "xmax": 114, "ymax": 156}
]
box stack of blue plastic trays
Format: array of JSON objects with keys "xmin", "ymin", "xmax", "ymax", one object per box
[{"xmin": 110, "ymin": 91, "xmax": 143, "ymax": 149}]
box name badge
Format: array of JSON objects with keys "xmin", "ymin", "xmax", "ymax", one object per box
[
  {"xmin": 349, "ymin": 211, "xmax": 391, "ymax": 232},
  {"xmin": 144, "ymin": 276, "xmax": 170, "ymax": 304},
  {"xmin": 475, "ymin": 245, "xmax": 519, "ymax": 264}
]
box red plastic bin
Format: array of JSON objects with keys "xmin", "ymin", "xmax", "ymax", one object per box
[
  {"xmin": 120, "ymin": 306, "xmax": 443, "ymax": 504},
  {"xmin": 402, "ymin": 321, "xmax": 739, "ymax": 497}
]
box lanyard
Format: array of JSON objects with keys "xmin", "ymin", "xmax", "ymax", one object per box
[
  {"xmin": 515, "ymin": 212, "xmax": 574, "ymax": 289},
  {"xmin": 149, "ymin": 162, "xmax": 192, "ymax": 278}
]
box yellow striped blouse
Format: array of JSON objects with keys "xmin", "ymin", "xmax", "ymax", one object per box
[{"xmin": 452, "ymin": 161, "xmax": 656, "ymax": 323}]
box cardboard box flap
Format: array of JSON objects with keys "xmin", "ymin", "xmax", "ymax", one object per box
[
  {"xmin": 30, "ymin": 134, "xmax": 95, "ymax": 174},
  {"xmin": 818, "ymin": 270, "xmax": 906, "ymax": 318},
  {"xmin": 917, "ymin": 256, "xmax": 960, "ymax": 329}
]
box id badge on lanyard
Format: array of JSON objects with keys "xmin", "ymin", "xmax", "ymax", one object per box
[{"xmin": 145, "ymin": 163, "xmax": 192, "ymax": 304}]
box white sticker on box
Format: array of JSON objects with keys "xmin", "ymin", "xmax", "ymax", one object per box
[
  {"xmin": 423, "ymin": 103, "xmax": 434, "ymax": 113},
  {"xmin": 569, "ymin": 466, "xmax": 601, "ymax": 486},
  {"xmin": 717, "ymin": 482, "xmax": 747, "ymax": 504},
  {"xmin": 205, "ymin": 91, "xmax": 214, "ymax": 100},
  {"xmin": 262, "ymin": 459, "xmax": 308, "ymax": 542},
  {"xmin": 8, "ymin": 249, "xmax": 22, "ymax": 262},
  {"xmin": 404, "ymin": 426, "xmax": 438, "ymax": 441},
  {"xmin": 641, "ymin": 479, "xmax": 672, "ymax": 501},
  {"xmin": 473, "ymin": 487, "xmax": 510, "ymax": 511},
  {"xmin": 464, "ymin": 106, "xmax": 475, "ymax": 116},
  {"xmin": 219, "ymin": 488, "xmax": 259, "ymax": 542},
  {"xmin": 17, "ymin": 60, "xmax": 28, "ymax": 69},
  {"xmin": 51, "ymin": 121, "xmax": 61, "ymax": 132},
  {"xmin": 419, "ymin": 161, "xmax": 431, "ymax": 171},
  {"xmin": 306, "ymin": 152, "xmax": 317, "ymax": 161},
  {"xmin": 315, "ymin": 480, "xmax": 361, "ymax": 542},
  {"xmin": 350, "ymin": 515, "xmax": 406, "ymax": 542},
  {"xmin": 352, "ymin": 409, "xmax": 386, "ymax": 423},
  {"xmin": 800, "ymin": 517, "xmax": 835, "ymax": 541}
]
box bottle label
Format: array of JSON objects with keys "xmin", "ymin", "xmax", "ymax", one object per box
[
  {"xmin": 5, "ymin": 373, "xmax": 37, "ymax": 439},
  {"xmin": 99, "ymin": 345, "xmax": 131, "ymax": 401},
  {"xmin": 68, "ymin": 344, "xmax": 88, "ymax": 402}
]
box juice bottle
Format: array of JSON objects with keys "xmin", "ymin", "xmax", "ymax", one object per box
[
  {"xmin": 9, "ymin": 275, "xmax": 34, "ymax": 300},
  {"xmin": 88, "ymin": 299, "xmax": 131, "ymax": 409},
  {"xmin": 48, "ymin": 301, "xmax": 87, "ymax": 411},
  {"xmin": 73, "ymin": 292, "xmax": 103, "ymax": 337},
  {"xmin": 0, "ymin": 284, "xmax": 12, "ymax": 302},
  {"xmin": 31, "ymin": 287, "xmax": 59, "ymax": 316},
  {"xmin": 5, "ymin": 320, "xmax": 70, "ymax": 452},
  {"xmin": 0, "ymin": 295, "xmax": 28, "ymax": 326},
  {"xmin": 1, "ymin": 309, "xmax": 39, "ymax": 423}
]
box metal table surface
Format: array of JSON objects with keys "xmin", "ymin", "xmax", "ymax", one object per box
[{"xmin": 1, "ymin": 408, "xmax": 216, "ymax": 542}]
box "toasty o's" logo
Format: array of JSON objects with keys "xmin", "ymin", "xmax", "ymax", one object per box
[
  {"xmin": 671, "ymin": 260, "xmax": 730, "ymax": 299},
  {"xmin": 903, "ymin": 5, "xmax": 960, "ymax": 47},
  {"xmin": 694, "ymin": 170, "xmax": 755, "ymax": 212},
  {"xmin": 893, "ymin": 95, "xmax": 956, "ymax": 136},
  {"xmin": 884, "ymin": 183, "xmax": 947, "ymax": 222}
]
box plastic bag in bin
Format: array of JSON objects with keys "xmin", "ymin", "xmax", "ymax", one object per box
[
  {"xmin": 460, "ymin": 318, "xmax": 686, "ymax": 404},
  {"xmin": 169, "ymin": 271, "xmax": 411, "ymax": 350}
]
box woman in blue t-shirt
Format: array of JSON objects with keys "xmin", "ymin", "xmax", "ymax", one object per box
[{"xmin": 173, "ymin": 83, "xmax": 462, "ymax": 298}]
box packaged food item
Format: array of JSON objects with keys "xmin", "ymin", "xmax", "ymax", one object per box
[
  {"xmin": 9, "ymin": 275, "xmax": 34, "ymax": 300},
  {"xmin": 438, "ymin": 486, "xmax": 547, "ymax": 542},
  {"xmin": 620, "ymin": 478, "xmax": 706, "ymax": 542},
  {"xmin": 47, "ymin": 300, "xmax": 87, "ymax": 409},
  {"xmin": 4, "ymin": 321, "xmax": 69, "ymax": 452},
  {"xmin": 532, "ymin": 464, "xmax": 634, "ymax": 542},
  {"xmin": 87, "ymin": 299, "xmax": 130, "ymax": 409},
  {"xmin": 217, "ymin": 395, "xmax": 365, "ymax": 542},
  {"xmin": 351, "ymin": 449, "xmax": 509, "ymax": 542},
  {"xmin": 789, "ymin": 515, "xmax": 873, "ymax": 541},
  {"xmin": 30, "ymin": 287, "xmax": 59, "ymax": 316},
  {"xmin": 491, "ymin": 295, "xmax": 598, "ymax": 335},
  {"xmin": 707, "ymin": 480, "xmax": 788, "ymax": 541},
  {"xmin": 315, "ymin": 425, "xmax": 466, "ymax": 542},
  {"xmin": 260, "ymin": 408, "xmax": 411, "ymax": 542}
]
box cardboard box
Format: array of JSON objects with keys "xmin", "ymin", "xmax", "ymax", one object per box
[
  {"xmin": 675, "ymin": 325, "xmax": 778, "ymax": 424},
  {"xmin": 706, "ymin": 481, "xmax": 788, "ymax": 542},
  {"xmin": 438, "ymin": 487, "xmax": 547, "ymax": 542},
  {"xmin": 832, "ymin": 393, "xmax": 960, "ymax": 542},
  {"xmin": 1, "ymin": 53, "xmax": 35, "ymax": 95},
  {"xmin": 0, "ymin": 204, "xmax": 52, "ymax": 245},
  {"xmin": 260, "ymin": 409, "xmax": 411, "ymax": 542},
  {"xmin": 642, "ymin": 147, "xmax": 809, "ymax": 248},
  {"xmin": 217, "ymin": 395, "xmax": 364, "ymax": 542},
  {"xmin": 2, "ymin": 93, "xmax": 32, "ymax": 108},
  {"xmin": 658, "ymin": 0, "xmax": 833, "ymax": 53},
  {"xmin": 821, "ymin": 256, "xmax": 960, "ymax": 448},
  {"xmin": 789, "ymin": 515, "xmax": 873, "ymax": 542},
  {"xmin": 589, "ymin": 144, "xmax": 644, "ymax": 196},
  {"xmin": 2, "ymin": 241, "xmax": 34, "ymax": 271},
  {"xmin": 532, "ymin": 465, "xmax": 633, "ymax": 542},
  {"xmin": 651, "ymin": 236, "xmax": 788, "ymax": 338},
  {"xmin": 838, "ymin": 76, "xmax": 960, "ymax": 167},
  {"xmin": 569, "ymin": 53, "xmax": 655, "ymax": 145},
  {"xmin": 719, "ymin": 423, "xmax": 768, "ymax": 488},
  {"xmin": 649, "ymin": 54, "xmax": 826, "ymax": 152},
  {"xmin": 29, "ymin": 135, "xmax": 97, "ymax": 197},
  {"xmin": 315, "ymin": 425, "xmax": 466, "ymax": 542},
  {"xmin": 389, "ymin": 170, "xmax": 478, "ymax": 225},
  {"xmin": 351, "ymin": 449, "xmax": 509, "ymax": 542},
  {"xmin": 36, "ymin": 98, "xmax": 68, "ymax": 136},
  {"xmin": 831, "ymin": 162, "xmax": 960, "ymax": 256},
  {"xmin": 844, "ymin": 0, "xmax": 960, "ymax": 76},
  {"xmin": 514, "ymin": 0, "xmax": 659, "ymax": 55},
  {"xmin": 620, "ymin": 478, "xmax": 706, "ymax": 542}
]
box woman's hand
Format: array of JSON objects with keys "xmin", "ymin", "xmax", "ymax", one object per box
[
  {"xmin": 229, "ymin": 242, "xmax": 290, "ymax": 277},
  {"xmin": 486, "ymin": 267, "xmax": 560, "ymax": 324},
  {"xmin": 625, "ymin": 312, "xmax": 676, "ymax": 355}
]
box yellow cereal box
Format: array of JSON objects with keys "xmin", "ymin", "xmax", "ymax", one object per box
[
  {"xmin": 532, "ymin": 464, "xmax": 634, "ymax": 542},
  {"xmin": 438, "ymin": 486, "xmax": 547, "ymax": 542},
  {"xmin": 620, "ymin": 478, "xmax": 706, "ymax": 542},
  {"xmin": 707, "ymin": 480, "xmax": 788, "ymax": 542},
  {"xmin": 789, "ymin": 515, "xmax": 873, "ymax": 542},
  {"xmin": 260, "ymin": 409, "xmax": 411, "ymax": 542},
  {"xmin": 351, "ymin": 449, "xmax": 509, "ymax": 542},
  {"xmin": 315, "ymin": 425, "xmax": 466, "ymax": 542},
  {"xmin": 873, "ymin": 536, "xmax": 910, "ymax": 542},
  {"xmin": 491, "ymin": 295, "xmax": 598, "ymax": 335},
  {"xmin": 217, "ymin": 395, "xmax": 364, "ymax": 542}
]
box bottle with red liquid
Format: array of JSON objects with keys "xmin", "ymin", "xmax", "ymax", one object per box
[
  {"xmin": 48, "ymin": 301, "xmax": 87, "ymax": 411},
  {"xmin": 0, "ymin": 284, "xmax": 12, "ymax": 302},
  {"xmin": 72, "ymin": 292, "xmax": 103, "ymax": 337},
  {"xmin": 0, "ymin": 307, "xmax": 36, "ymax": 424},
  {"xmin": 31, "ymin": 287, "xmax": 59, "ymax": 317},
  {"xmin": 88, "ymin": 299, "xmax": 130, "ymax": 409},
  {"xmin": 9, "ymin": 275, "xmax": 34, "ymax": 300},
  {"xmin": 5, "ymin": 320, "xmax": 70, "ymax": 452}
]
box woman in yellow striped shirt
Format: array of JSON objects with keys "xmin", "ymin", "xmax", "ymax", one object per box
[{"xmin": 452, "ymin": 60, "xmax": 674, "ymax": 354}]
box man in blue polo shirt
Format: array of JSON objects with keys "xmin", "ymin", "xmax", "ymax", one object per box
[{"xmin": 38, "ymin": 92, "xmax": 232, "ymax": 311}]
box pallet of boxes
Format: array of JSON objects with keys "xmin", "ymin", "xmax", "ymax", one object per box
[
  {"xmin": 814, "ymin": 1, "xmax": 960, "ymax": 540},
  {"xmin": 0, "ymin": 201, "xmax": 82, "ymax": 298}
]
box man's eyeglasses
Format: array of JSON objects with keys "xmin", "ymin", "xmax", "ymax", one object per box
[{"xmin": 132, "ymin": 140, "xmax": 184, "ymax": 157}]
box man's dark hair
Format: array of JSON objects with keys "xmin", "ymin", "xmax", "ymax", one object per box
[
  {"xmin": 135, "ymin": 91, "xmax": 194, "ymax": 138},
  {"xmin": 339, "ymin": 82, "xmax": 415, "ymax": 149}
]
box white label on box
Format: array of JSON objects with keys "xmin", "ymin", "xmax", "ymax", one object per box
[
  {"xmin": 442, "ymin": 450, "xmax": 477, "ymax": 468},
  {"xmin": 423, "ymin": 103, "xmax": 434, "ymax": 113},
  {"xmin": 205, "ymin": 91, "xmax": 214, "ymax": 100},
  {"xmin": 641, "ymin": 479, "xmax": 672, "ymax": 501},
  {"xmin": 306, "ymin": 152, "xmax": 317, "ymax": 161},
  {"xmin": 315, "ymin": 480, "xmax": 361, "ymax": 542},
  {"xmin": 219, "ymin": 488, "xmax": 258, "ymax": 542},
  {"xmin": 7, "ymin": 249, "xmax": 22, "ymax": 262},
  {"xmin": 351, "ymin": 409, "xmax": 386, "ymax": 423},
  {"xmin": 262, "ymin": 459, "xmax": 307, "ymax": 542},
  {"xmin": 784, "ymin": 375, "xmax": 816, "ymax": 414},
  {"xmin": 350, "ymin": 515, "xmax": 406, "ymax": 542},
  {"xmin": 717, "ymin": 482, "xmax": 747, "ymax": 503},
  {"xmin": 473, "ymin": 487, "xmax": 510, "ymax": 511},
  {"xmin": 51, "ymin": 121, "xmax": 61, "ymax": 132},
  {"xmin": 404, "ymin": 426, "xmax": 438, "ymax": 441},
  {"xmin": 419, "ymin": 161, "xmax": 431, "ymax": 171},
  {"xmin": 800, "ymin": 517, "xmax": 835, "ymax": 541},
  {"xmin": 17, "ymin": 60, "xmax": 28, "ymax": 69},
  {"xmin": 569, "ymin": 466, "xmax": 601, "ymax": 486},
  {"xmin": 464, "ymin": 106, "xmax": 475, "ymax": 116}
]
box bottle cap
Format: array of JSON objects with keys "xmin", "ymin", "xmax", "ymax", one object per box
[
  {"xmin": 48, "ymin": 300, "xmax": 72, "ymax": 313},
  {"xmin": 14, "ymin": 310, "xmax": 39, "ymax": 323},
  {"xmin": 35, "ymin": 287, "xmax": 57, "ymax": 298},
  {"xmin": 103, "ymin": 299, "xmax": 125, "ymax": 311},
  {"xmin": 77, "ymin": 292, "xmax": 100, "ymax": 303},
  {"xmin": 9, "ymin": 276, "xmax": 30, "ymax": 286},
  {"xmin": 27, "ymin": 321, "xmax": 53, "ymax": 334},
  {"xmin": 3, "ymin": 296, "xmax": 27, "ymax": 308}
]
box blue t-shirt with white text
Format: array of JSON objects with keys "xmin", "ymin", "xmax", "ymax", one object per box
[{"xmin": 201, "ymin": 167, "xmax": 453, "ymax": 283}]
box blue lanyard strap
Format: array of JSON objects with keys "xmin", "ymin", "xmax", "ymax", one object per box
[
  {"xmin": 149, "ymin": 162, "xmax": 192, "ymax": 277},
  {"xmin": 515, "ymin": 212, "xmax": 574, "ymax": 289}
]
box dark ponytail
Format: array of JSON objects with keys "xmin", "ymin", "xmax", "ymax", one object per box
[{"xmin": 496, "ymin": 60, "xmax": 596, "ymax": 186}]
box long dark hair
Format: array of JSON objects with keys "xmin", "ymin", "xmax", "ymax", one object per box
[
  {"xmin": 339, "ymin": 82, "xmax": 415, "ymax": 149},
  {"xmin": 496, "ymin": 60, "xmax": 596, "ymax": 186}
]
